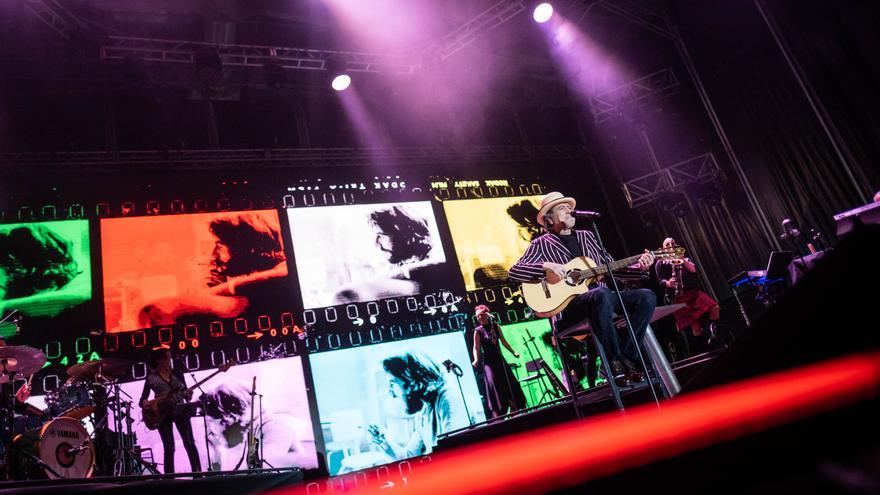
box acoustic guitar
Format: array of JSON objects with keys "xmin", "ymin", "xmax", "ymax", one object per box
[
  {"xmin": 521, "ymin": 247, "xmax": 685, "ymax": 317},
  {"xmin": 142, "ymin": 359, "xmax": 235, "ymax": 430}
]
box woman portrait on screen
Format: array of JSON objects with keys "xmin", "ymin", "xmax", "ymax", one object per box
[
  {"xmin": 200, "ymin": 380, "xmax": 311, "ymax": 470},
  {"xmin": 334, "ymin": 205, "xmax": 445, "ymax": 304},
  {"xmin": 367, "ymin": 352, "xmax": 464, "ymax": 459},
  {"xmin": 0, "ymin": 225, "xmax": 81, "ymax": 302},
  {"xmin": 137, "ymin": 212, "xmax": 288, "ymax": 327}
]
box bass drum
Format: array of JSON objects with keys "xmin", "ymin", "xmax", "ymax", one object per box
[{"xmin": 13, "ymin": 417, "xmax": 95, "ymax": 480}]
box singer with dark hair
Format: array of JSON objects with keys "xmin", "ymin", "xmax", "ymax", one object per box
[
  {"xmin": 0, "ymin": 225, "xmax": 81, "ymax": 300},
  {"xmin": 139, "ymin": 348, "xmax": 202, "ymax": 474},
  {"xmin": 471, "ymin": 305, "xmax": 526, "ymax": 418},
  {"xmin": 367, "ymin": 352, "xmax": 464, "ymax": 459},
  {"xmin": 508, "ymin": 192, "xmax": 656, "ymax": 386}
]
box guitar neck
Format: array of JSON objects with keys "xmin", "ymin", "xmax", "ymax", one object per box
[
  {"xmin": 186, "ymin": 368, "xmax": 223, "ymax": 393},
  {"xmin": 584, "ymin": 253, "xmax": 648, "ymax": 278}
]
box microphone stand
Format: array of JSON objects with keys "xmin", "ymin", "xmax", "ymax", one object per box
[
  {"xmin": 191, "ymin": 372, "xmax": 212, "ymax": 472},
  {"xmin": 587, "ymin": 217, "xmax": 660, "ymax": 406},
  {"xmin": 443, "ymin": 359, "xmax": 473, "ymax": 426}
]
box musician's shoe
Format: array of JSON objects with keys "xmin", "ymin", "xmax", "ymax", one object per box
[
  {"xmin": 610, "ymin": 360, "xmax": 629, "ymax": 387},
  {"xmin": 623, "ymin": 359, "xmax": 645, "ymax": 383}
]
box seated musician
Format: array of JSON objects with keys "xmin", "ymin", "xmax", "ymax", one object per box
[
  {"xmin": 508, "ymin": 192, "xmax": 656, "ymax": 385},
  {"xmin": 0, "ymin": 337, "xmax": 37, "ymax": 414},
  {"xmin": 655, "ymin": 237, "xmax": 720, "ymax": 343}
]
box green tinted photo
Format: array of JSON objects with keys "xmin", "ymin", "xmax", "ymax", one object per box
[{"xmin": 0, "ymin": 220, "xmax": 92, "ymax": 317}]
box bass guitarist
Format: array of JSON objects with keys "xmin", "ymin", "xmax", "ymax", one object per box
[
  {"xmin": 139, "ymin": 348, "xmax": 202, "ymax": 474},
  {"xmin": 508, "ymin": 192, "xmax": 656, "ymax": 385}
]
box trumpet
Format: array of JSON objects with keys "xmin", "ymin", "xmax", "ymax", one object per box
[{"xmin": 668, "ymin": 259, "xmax": 685, "ymax": 265}]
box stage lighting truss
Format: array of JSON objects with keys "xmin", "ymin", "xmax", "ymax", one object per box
[
  {"xmin": 21, "ymin": 0, "xmax": 88, "ymax": 42},
  {"xmin": 590, "ymin": 68, "xmax": 680, "ymax": 123},
  {"xmin": 0, "ymin": 145, "xmax": 591, "ymax": 173},
  {"xmin": 100, "ymin": 36, "xmax": 420, "ymax": 75},
  {"xmin": 622, "ymin": 152, "xmax": 721, "ymax": 209},
  {"xmin": 423, "ymin": 0, "xmax": 527, "ymax": 61}
]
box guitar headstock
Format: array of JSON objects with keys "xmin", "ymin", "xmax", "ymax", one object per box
[
  {"xmin": 655, "ymin": 246, "xmax": 686, "ymax": 260},
  {"xmin": 219, "ymin": 359, "xmax": 237, "ymax": 372}
]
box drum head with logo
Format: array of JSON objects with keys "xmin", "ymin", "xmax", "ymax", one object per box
[{"xmin": 35, "ymin": 417, "xmax": 94, "ymax": 479}]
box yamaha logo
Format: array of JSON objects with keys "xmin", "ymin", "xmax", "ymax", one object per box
[{"xmin": 54, "ymin": 429, "xmax": 80, "ymax": 439}]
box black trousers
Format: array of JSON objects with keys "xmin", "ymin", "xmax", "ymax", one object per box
[
  {"xmin": 557, "ymin": 287, "xmax": 656, "ymax": 364},
  {"xmin": 157, "ymin": 410, "xmax": 201, "ymax": 474}
]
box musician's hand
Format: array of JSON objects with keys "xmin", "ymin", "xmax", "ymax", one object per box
[
  {"xmin": 472, "ymin": 360, "xmax": 479, "ymax": 368},
  {"xmin": 543, "ymin": 262, "xmax": 566, "ymax": 284},
  {"xmin": 638, "ymin": 250, "xmax": 655, "ymax": 270},
  {"xmin": 367, "ymin": 424, "xmax": 387, "ymax": 446},
  {"xmin": 665, "ymin": 277, "xmax": 677, "ymax": 288},
  {"xmin": 15, "ymin": 383, "xmax": 31, "ymax": 403}
]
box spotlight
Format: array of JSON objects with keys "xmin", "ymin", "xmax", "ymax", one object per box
[
  {"xmin": 331, "ymin": 74, "xmax": 351, "ymax": 91},
  {"xmin": 533, "ymin": 3, "xmax": 553, "ymax": 23}
]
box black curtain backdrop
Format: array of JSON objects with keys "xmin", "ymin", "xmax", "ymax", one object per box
[{"xmin": 675, "ymin": 0, "xmax": 879, "ymax": 243}]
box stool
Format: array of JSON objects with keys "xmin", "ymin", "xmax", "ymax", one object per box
[{"xmin": 551, "ymin": 304, "xmax": 684, "ymax": 412}]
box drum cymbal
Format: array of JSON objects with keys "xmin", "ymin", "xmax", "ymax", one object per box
[
  {"xmin": 0, "ymin": 345, "xmax": 47, "ymax": 382},
  {"xmin": 67, "ymin": 358, "xmax": 132, "ymax": 379}
]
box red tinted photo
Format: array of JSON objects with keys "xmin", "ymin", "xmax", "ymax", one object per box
[{"xmin": 101, "ymin": 210, "xmax": 289, "ymax": 333}]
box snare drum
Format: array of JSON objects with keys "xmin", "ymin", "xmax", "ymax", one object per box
[
  {"xmin": 12, "ymin": 417, "xmax": 95, "ymax": 479},
  {"xmin": 45, "ymin": 380, "xmax": 96, "ymax": 420}
]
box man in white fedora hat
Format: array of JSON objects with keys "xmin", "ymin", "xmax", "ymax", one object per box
[{"xmin": 508, "ymin": 192, "xmax": 656, "ymax": 385}]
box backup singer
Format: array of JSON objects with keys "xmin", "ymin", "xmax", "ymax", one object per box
[
  {"xmin": 471, "ymin": 305, "xmax": 526, "ymax": 418},
  {"xmin": 508, "ymin": 192, "xmax": 656, "ymax": 385},
  {"xmin": 655, "ymin": 237, "xmax": 720, "ymax": 339},
  {"xmin": 139, "ymin": 348, "xmax": 202, "ymax": 474}
]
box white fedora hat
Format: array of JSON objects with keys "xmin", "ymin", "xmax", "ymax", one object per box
[{"xmin": 536, "ymin": 191, "xmax": 576, "ymax": 226}]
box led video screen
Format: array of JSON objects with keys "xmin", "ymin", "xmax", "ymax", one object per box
[
  {"xmin": 287, "ymin": 201, "xmax": 458, "ymax": 309},
  {"xmin": 101, "ymin": 210, "xmax": 291, "ymax": 333},
  {"xmin": 110, "ymin": 355, "xmax": 318, "ymax": 472},
  {"xmin": 482, "ymin": 319, "xmax": 598, "ymax": 409},
  {"xmin": 442, "ymin": 196, "xmax": 542, "ymax": 291},
  {"xmin": 0, "ymin": 220, "xmax": 92, "ymax": 318},
  {"xmin": 310, "ymin": 332, "xmax": 485, "ymax": 476}
]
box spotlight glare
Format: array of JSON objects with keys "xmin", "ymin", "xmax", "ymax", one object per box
[
  {"xmin": 533, "ymin": 3, "xmax": 553, "ymax": 23},
  {"xmin": 331, "ymin": 74, "xmax": 351, "ymax": 91}
]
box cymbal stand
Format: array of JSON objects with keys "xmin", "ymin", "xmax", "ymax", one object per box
[
  {"xmin": 2, "ymin": 363, "xmax": 18, "ymax": 480},
  {"xmin": 109, "ymin": 382, "xmax": 159, "ymax": 475}
]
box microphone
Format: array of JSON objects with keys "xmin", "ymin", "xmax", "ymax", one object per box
[
  {"xmin": 251, "ymin": 376, "xmax": 257, "ymax": 396},
  {"xmin": 67, "ymin": 443, "xmax": 90, "ymax": 456},
  {"xmin": 572, "ymin": 210, "xmax": 601, "ymax": 220},
  {"xmin": 779, "ymin": 218, "xmax": 801, "ymax": 240}
]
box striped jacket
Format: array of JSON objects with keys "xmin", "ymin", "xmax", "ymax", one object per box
[{"xmin": 508, "ymin": 230, "xmax": 614, "ymax": 283}]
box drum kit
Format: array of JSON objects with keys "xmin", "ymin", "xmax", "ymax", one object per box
[{"xmin": 1, "ymin": 345, "xmax": 157, "ymax": 481}]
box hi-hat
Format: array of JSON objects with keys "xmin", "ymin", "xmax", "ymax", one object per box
[
  {"xmin": 0, "ymin": 345, "xmax": 47, "ymax": 383},
  {"xmin": 67, "ymin": 358, "xmax": 132, "ymax": 380}
]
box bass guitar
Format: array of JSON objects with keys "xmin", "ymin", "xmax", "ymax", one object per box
[
  {"xmin": 142, "ymin": 359, "xmax": 235, "ymax": 430},
  {"xmin": 521, "ymin": 246, "xmax": 685, "ymax": 317}
]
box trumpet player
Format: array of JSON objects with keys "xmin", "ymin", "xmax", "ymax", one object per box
[{"xmin": 655, "ymin": 238, "xmax": 720, "ymax": 345}]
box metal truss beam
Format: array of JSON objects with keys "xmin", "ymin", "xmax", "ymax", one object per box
[
  {"xmin": 592, "ymin": 0, "xmax": 673, "ymax": 39},
  {"xmin": 590, "ymin": 67, "xmax": 679, "ymax": 123},
  {"xmin": 622, "ymin": 152, "xmax": 720, "ymax": 208},
  {"xmin": 424, "ymin": 0, "xmax": 526, "ymax": 61},
  {"xmin": 0, "ymin": 145, "xmax": 591, "ymax": 174},
  {"xmin": 21, "ymin": 0, "xmax": 88, "ymax": 41},
  {"xmin": 100, "ymin": 36, "xmax": 419, "ymax": 75}
]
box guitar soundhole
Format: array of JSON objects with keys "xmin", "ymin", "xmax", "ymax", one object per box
[{"xmin": 564, "ymin": 270, "xmax": 580, "ymax": 286}]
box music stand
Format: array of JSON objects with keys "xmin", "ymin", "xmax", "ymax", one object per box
[{"xmin": 522, "ymin": 359, "xmax": 561, "ymax": 405}]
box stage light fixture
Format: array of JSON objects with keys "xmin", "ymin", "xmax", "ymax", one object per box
[
  {"xmin": 533, "ymin": 3, "xmax": 553, "ymax": 23},
  {"xmin": 332, "ymin": 74, "xmax": 352, "ymax": 91}
]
